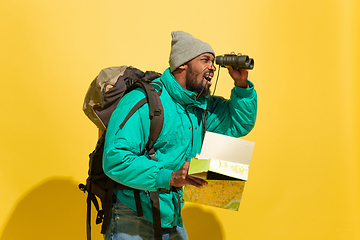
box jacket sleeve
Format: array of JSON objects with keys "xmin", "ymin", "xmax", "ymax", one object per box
[
  {"xmin": 206, "ymin": 80, "xmax": 257, "ymax": 137},
  {"xmin": 102, "ymin": 90, "xmax": 172, "ymax": 191}
]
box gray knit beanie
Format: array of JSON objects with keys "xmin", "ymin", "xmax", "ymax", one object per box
[{"xmin": 169, "ymin": 31, "xmax": 215, "ymax": 72}]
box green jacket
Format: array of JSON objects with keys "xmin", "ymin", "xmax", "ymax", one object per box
[{"xmin": 103, "ymin": 68, "xmax": 257, "ymax": 228}]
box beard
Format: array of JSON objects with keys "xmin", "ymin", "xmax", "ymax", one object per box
[{"xmin": 186, "ymin": 65, "xmax": 212, "ymax": 97}]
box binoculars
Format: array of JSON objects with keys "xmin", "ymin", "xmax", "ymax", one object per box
[{"xmin": 215, "ymin": 54, "xmax": 254, "ymax": 70}]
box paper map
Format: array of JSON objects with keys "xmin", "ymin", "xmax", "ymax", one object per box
[{"xmin": 183, "ymin": 180, "xmax": 245, "ymax": 211}]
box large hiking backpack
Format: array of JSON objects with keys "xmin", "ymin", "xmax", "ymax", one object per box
[{"xmin": 79, "ymin": 66, "xmax": 165, "ymax": 240}]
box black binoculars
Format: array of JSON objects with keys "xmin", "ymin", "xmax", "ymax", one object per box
[{"xmin": 215, "ymin": 54, "xmax": 254, "ymax": 70}]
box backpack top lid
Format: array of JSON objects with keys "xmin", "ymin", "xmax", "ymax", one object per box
[
  {"xmin": 83, "ymin": 66, "xmax": 128, "ymax": 130},
  {"xmin": 83, "ymin": 66, "xmax": 161, "ymax": 130}
]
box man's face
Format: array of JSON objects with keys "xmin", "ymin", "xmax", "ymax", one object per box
[{"xmin": 185, "ymin": 53, "xmax": 216, "ymax": 97}]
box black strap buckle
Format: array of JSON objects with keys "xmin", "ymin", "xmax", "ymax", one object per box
[
  {"xmin": 78, "ymin": 183, "xmax": 86, "ymax": 193},
  {"xmin": 96, "ymin": 210, "xmax": 104, "ymax": 224},
  {"xmin": 157, "ymin": 186, "xmax": 180, "ymax": 193},
  {"xmin": 154, "ymin": 109, "xmax": 162, "ymax": 116}
]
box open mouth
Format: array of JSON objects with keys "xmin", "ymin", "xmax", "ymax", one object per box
[{"xmin": 204, "ymin": 72, "xmax": 213, "ymax": 82}]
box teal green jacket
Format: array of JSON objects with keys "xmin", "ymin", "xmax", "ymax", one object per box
[{"xmin": 103, "ymin": 68, "xmax": 257, "ymax": 228}]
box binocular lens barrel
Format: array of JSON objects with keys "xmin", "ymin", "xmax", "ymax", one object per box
[{"xmin": 215, "ymin": 54, "xmax": 254, "ymax": 70}]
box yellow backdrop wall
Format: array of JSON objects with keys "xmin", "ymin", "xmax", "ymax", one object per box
[{"xmin": 1, "ymin": 0, "xmax": 359, "ymax": 239}]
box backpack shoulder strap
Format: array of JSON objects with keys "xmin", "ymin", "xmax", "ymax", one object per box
[{"xmin": 119, "ymin": 80, "xmax": 164, "ymax": 160}]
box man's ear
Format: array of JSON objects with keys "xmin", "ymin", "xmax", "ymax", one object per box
[{"xmin": 178, "ymin": 64, "xmax": 187, "ymax": 70}]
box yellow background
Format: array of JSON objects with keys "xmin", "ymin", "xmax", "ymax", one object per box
[{"xmin": 1, "ymin": 0, "xmax": 359, "ymax": 239}]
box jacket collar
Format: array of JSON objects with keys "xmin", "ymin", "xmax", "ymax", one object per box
[{"xmin": 160, "ymin": 68, "xmax": 209, "ymax": 110}]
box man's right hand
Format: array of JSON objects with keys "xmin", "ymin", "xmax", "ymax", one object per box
[{"xmin": 170, "ymin": 162, "xmax": 208, "ymax": 188}]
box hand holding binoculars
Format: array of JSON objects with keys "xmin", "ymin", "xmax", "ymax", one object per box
[{"xmin": 215, "ymin": 54, "xmax": 254, "ymax": 70}]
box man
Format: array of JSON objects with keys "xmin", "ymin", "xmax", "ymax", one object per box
[{"xmin": 103, "ymin": 31, "xmax": 257, "ymax": 240}]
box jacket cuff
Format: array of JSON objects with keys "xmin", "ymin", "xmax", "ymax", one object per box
[
  {"xmin": 233, "ymin": 80, "xmax": 255, "ymax": 98},
  {"xmin": 155, "ymin": 168, "xmax": 172, "ymax": 189}
]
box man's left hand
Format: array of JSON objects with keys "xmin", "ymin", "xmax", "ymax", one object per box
[{"xmin": 225, "ymin": 52, "xmax": 249, "ymax": 88}]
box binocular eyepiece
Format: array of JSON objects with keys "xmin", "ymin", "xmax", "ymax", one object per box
[{"xmin": 215, "ymin": 54, "xmax": 254, "ymax": 70}]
